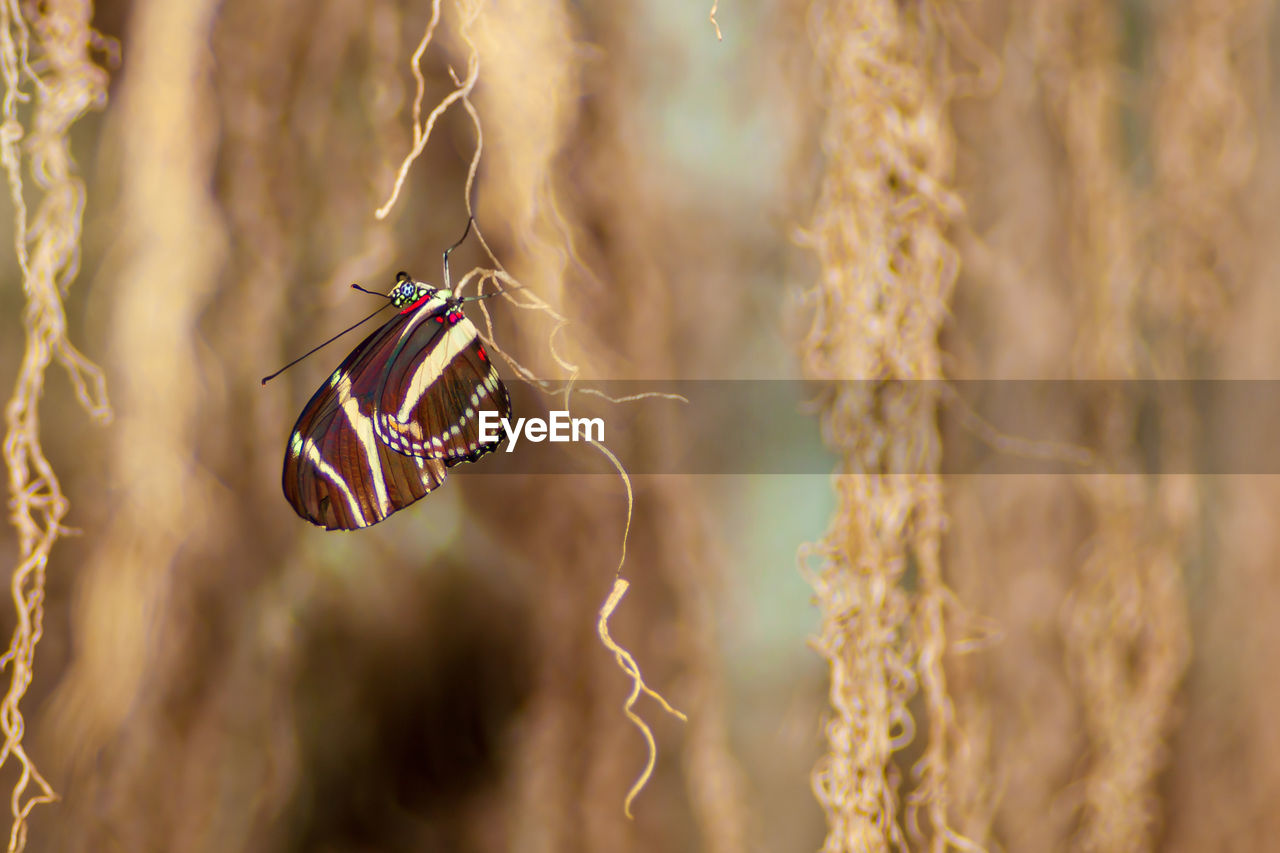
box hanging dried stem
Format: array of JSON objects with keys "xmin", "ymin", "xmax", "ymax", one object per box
[{"xmin": 0, "ymin": 1, "xmax": 111, "ymax": 850}]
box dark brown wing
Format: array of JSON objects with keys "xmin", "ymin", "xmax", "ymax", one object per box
[
  {"xmin": 373, "ymin": 311, "xmax": 511, "ymax": 463},
  {"xmin": 282, "ymin": 303, "xmax": 505, "ymax": 530},
  {"xmin": 283, "ymin": 397, "xmax": 449, "ymax": 529}
]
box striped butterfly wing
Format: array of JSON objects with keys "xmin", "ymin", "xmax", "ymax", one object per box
[
  {"xmin": 374, "ymin": 308, "xmax": 510, "ymax": 462},
  {"xmin": 282, "ymin": 297, "xmax": 506, "ymax": 530}
]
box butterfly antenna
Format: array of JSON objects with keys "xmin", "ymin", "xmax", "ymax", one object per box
[
  {"xmin": 261, "ymin": 302, "xmax": 392, "ymax": 385},
  {"xmin": 442, "ymin": 215, "xmax": 474, "ymax": 292}
]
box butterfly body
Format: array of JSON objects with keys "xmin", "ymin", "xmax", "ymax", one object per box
[{"xmin": 283, "ymin": 272, "xmax": 510, "ymax": 530}]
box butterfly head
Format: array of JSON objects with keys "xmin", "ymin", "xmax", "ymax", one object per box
[{"xmin": 388, "ymin": 271, "xmax": 461, "ymax": 316}]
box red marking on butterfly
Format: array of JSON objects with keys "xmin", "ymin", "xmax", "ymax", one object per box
[{"xmin": 401, "ymin": 294, "xmax": 434, "ymax": 314}]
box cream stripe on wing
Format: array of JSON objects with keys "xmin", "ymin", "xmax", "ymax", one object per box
[
  {"xmin": 340, "ymin": 395, "xmax": 392, "ymax": 519},
  {"xmin": 301, "ymin": 436, "xmax": 365, "ymax": 526},
  {"xmin": 396, "ymin": 319, "xmax": 479, "ymax": 422}
]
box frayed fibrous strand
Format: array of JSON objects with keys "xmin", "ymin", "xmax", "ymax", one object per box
[
  {"xmin": 39, "ymin": 0, "xmax": 227, "ymax": 849},
  {"xmin": 0, "ymin": 1, "xmax": 112, "ymax": 851},
  {"xmin": 1037, "ymin": 0, "xmax": 1247, "ymax": 848},
  {"xmin": 795, "ymin": 1, "xmax": 979, "ymax": 851}
]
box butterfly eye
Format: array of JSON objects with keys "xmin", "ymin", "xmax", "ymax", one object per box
[{"xmin": 387, "ymin": 280, "xmax": 424, "ymax": 307}]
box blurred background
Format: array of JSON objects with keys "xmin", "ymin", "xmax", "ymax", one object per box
[{"xmin": 1, "ymin": 0, "xmax": 1278, "ymax": 850}]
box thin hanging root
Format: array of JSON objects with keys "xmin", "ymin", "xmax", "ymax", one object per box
[
  {"xmin": 375, "ymin": 0, "xmax": 481, "ymax": 220},
  {"xmin": 377, "ymin": 15, "xmax": 687, "ymax": 818},
  {"xmin": 454, "ymin": 72, "xmax": 483, "ymax": 210},
  {"xmin": 709, "ymin": 0, "xmax": 722, "ymax": 40},
  {"xmin": 472, "ymin": 305, "xmax": 689, "ymax": 818},
  {"xmin": 453, "ymin": 254, "xmax": 690, "ymax": 822},
  {"xmin": 598, "ymin": 579, "xmax": 688, "ymax": 819},
  {"xmin": 572, "ymin": 388, "xmax": 688, "ymax": 405},
  {"xmin": 454, "ymin": 268, "xmax": 688, "ymax": 406},
  {"xmin": 460, "ymin": 269, "xmax": 690, "ymax": 819},
  {"xmin": 939, "ymin": 383, "xmax": 1095, "ymax": 469},
  {"xmin": 591, "ymin": 440, "xmax": 687, "ymax": 817}
]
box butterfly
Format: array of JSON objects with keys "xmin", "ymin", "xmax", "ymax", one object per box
[{"xmin": 280, "ymin": 270, "xmax": 511, "ymax": 530}]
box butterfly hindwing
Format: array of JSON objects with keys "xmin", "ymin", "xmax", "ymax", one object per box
[
  {"xmin": 283, "ymin": 388, "xmax": 449, "ymax": 530},
  {"xmin": 281, "ymin": 280, "xmax": 509, "ymax": 530}
]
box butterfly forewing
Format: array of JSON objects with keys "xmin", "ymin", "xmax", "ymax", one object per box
[
  {"xmin": 281, "ymin": 280, "xmax": 510, "ymax": 530},
  {"xmin": 375, "ymin": 311, "xmax": 509, "ymax": 461}
]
